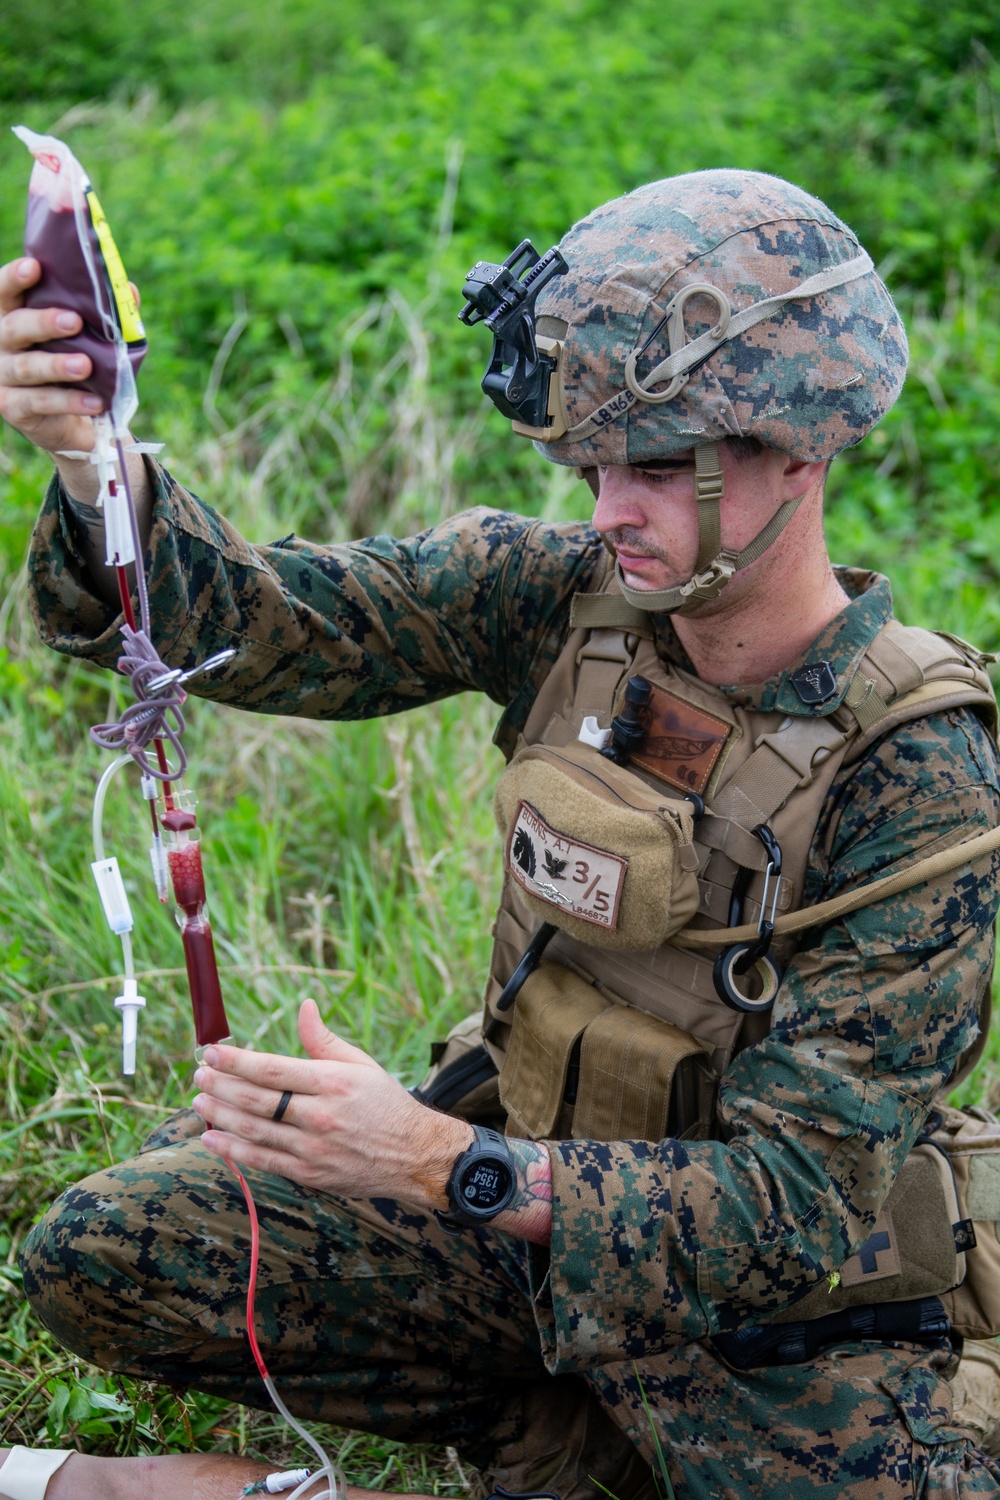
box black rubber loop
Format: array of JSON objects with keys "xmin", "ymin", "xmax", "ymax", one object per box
[
  {"xmin": 684, "ymin": 790, "xmax": 706, "ymax": 821},
  {"xmin": 713, "ymin": 945, "xmax": 782, "ymax": 1013}
]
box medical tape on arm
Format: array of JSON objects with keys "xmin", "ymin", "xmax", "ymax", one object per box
[{"xmin": 0, "ymin": 1448, "xmax": 72, "ymax": 1500}]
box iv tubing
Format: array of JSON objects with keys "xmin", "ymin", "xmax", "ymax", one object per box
[
  {"xmin": 92, "ymin": 754, "xmax": 137, "ymax": 984},
  {"xmin": 118, "ymin": 927, "xmax": 135, "ymax": 984},
  {"xmin": 115, "ymin": 435, "xmax": 152, "ymax": 637},
  {"xmin": 231, "ymin": 1162, "xmax": 345, "ymax": 1500},
  {"xmin": 92, "ymin": 754, "xmax": 131, "ymax": 862}
]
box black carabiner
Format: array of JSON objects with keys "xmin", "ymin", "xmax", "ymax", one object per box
[
  {"xmin": 714, "ymin": 823, "xmax": 784, "ymax": 1013},
  {"xmin": 495, "ymin": 921, "xmax": 557, "ymax": 1012}
]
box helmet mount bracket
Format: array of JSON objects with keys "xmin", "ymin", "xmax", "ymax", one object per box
[{"xmin": 459, "ymin": 240, "xmax": 569, "ymax": 436}]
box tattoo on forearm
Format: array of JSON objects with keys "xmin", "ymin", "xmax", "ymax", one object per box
[
  {"xmin": 507, "ymin": 1139, "xmax": 553, "ymax": 1214},
  {"xmin": 65, "ymin": 498, "xmax": 106, "ymax": 547},
  {"xmin": 67, "ymin": 499, "xmax": 103, "ymax": 525}
]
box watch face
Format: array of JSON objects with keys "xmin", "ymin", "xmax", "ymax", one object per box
[{"xmin": 460, "ymin": 1157, "xmax": 514, "ymax": 1213}]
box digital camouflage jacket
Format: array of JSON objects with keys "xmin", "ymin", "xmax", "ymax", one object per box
[{"xmin": 27, "ymin": 463, "xmax": 1000, "ymax": 1379}]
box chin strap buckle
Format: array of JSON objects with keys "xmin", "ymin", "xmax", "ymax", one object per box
[{"xmin": 677, "ymin": 555, "xmax": 737, "ymax": 606}]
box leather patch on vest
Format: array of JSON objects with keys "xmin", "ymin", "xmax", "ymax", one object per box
[
  {"xmin": 838, "ymin": 1209, "xmax": 902, "ymax": 1287},
  {"xmin": 625, "ymin": 686, "xmax": 731, "ymax": 797},
  {"xmin": 506, "ymin": 800, "xmax": 626, "ymax": 931}
]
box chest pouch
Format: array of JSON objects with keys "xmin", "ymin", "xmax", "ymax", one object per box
[
  {"xmin": 931, "ymin": 1106, "xmax": 1000, "ymax": 1341},
  {"xmin": 498, "ymin": 960, "xmax": 714, "ymax": 1142},
  {"xmin": 494, "ymin": 740, "xmax": 700, "ymax": 954}
]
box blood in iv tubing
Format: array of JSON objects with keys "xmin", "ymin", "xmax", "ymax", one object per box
[
  {"xmin": 180, "ymin": 919, "xmax": 229, "ymax": 1048},
  {"xmin": 164, "ymin": 822, "xmax": 230, "ymax": 1046}
]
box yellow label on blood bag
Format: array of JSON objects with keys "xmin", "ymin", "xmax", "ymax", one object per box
[{"xmin": 85, "ymin": 189, "xmax": 145, "ymax": 345}]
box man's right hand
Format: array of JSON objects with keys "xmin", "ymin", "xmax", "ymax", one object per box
[
  {"xmin": 0, "ymin": 254, "xmax": 155, "ymax": 610},
  {"xmin": 0, "ymin": 256, "xmax": 103, "ymax": 459}
]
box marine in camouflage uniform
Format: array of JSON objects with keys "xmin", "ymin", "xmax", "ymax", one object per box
[{"xmin": 16, "ymin": 171, "xmax": 1000, "ymax": 1498}]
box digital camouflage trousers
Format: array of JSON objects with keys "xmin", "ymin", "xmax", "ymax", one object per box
[{"xmin": 19, "ymin": 1112, "xmax": 1000, "ymax": 1500}]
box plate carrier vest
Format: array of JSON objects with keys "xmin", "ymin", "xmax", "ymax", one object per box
[
  {"xmin": 421, "ymin": 561, "xmax": 1000, "ymax": 1338},
  {"xmin": 483, "ymin": 560, "xmax": 997, "ymax": 1144}
]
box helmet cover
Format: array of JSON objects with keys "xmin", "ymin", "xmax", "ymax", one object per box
[{"xmin": 531, "ymin": 169, "xmax": 908, "ymax": 467}]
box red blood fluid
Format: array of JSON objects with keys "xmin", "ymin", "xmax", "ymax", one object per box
[
  {"xmin": 23, "ymin": 196, "xmax": 146, "ymax": 408},
  {"xmin": 180, "ymin": 918, "xmax": 229, "ymax": 1046},
  {"xmin": 161, "ymin": 808, "xmax": 197, "ymax": 832},
  {"xmin": 168, "ymin": 840, "xmax": 206, "ymax": 911}
]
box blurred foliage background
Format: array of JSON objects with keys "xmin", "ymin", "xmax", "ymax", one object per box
[{"xmin": 0, "ymin": 0, "xmax": 998, "ymax": 1485}]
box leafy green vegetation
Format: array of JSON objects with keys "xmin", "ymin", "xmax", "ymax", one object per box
[{"xmin": 1, "ymin": 0, "xmax": 999, "ymax": 1488}]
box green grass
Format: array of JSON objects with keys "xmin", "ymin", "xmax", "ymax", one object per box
[{"xmin": 1, "ymin": 0, "xmax": 999, "ymax": 1487}]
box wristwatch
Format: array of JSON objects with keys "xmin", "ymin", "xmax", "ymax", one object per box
[{"xmin": 435, "ymin": 1125, "xmax": 517, "ymax": 1232}]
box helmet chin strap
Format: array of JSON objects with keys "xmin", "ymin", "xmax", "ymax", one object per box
[{"xmin": 614, "ymin": 442, "xmax": 804, "ymax": 615}]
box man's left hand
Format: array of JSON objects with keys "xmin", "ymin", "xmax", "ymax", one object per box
[{"xmin": 191, "ymin": 998, "xmax": 473, "ymax": 1207}]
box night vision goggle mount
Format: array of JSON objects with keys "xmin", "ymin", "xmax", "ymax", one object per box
[{"xmin": 459, "ymin": 240, "xmax": 568, "ymax": 438}]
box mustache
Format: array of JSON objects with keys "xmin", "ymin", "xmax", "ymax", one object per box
[{"xmin": 600, "ymin": 527, "xmax": 669, "ymax": 563}]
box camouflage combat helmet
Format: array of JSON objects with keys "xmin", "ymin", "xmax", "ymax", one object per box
[{"xmin": 462, "ymin": 169, "xmax": 908, "ymax": 614}]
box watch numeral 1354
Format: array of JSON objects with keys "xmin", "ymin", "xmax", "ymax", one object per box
[{"xmin": 435, "ymin": 1125, "xmax": 517, "ymax": 1232}]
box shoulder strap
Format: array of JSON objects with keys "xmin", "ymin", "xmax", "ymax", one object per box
[
  {"xmin": 563, "ymin": 571, "xmax": 652, "ymax": 738},
  {"xmin": 675, "ymin": 823, "xmax": 1000, "ymax": 949},
  {"xmin": 701, "ymin": 716, "xmax": 849, "ymax": 869},
  {"xmin": 570, "ymin": 586, "xmax": 654, "ymax": 637},
  {"xmin": 704, "ymin": 618, "xmax": 998, "ymax": 859},
  {"xmin": 838, "ymin": 620, "xmax": 998, "ymax": 745}
]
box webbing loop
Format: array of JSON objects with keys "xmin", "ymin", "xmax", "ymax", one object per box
[{"xmin": 624, "ymin": 282, "xmax": 732, "ymax": 405}]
